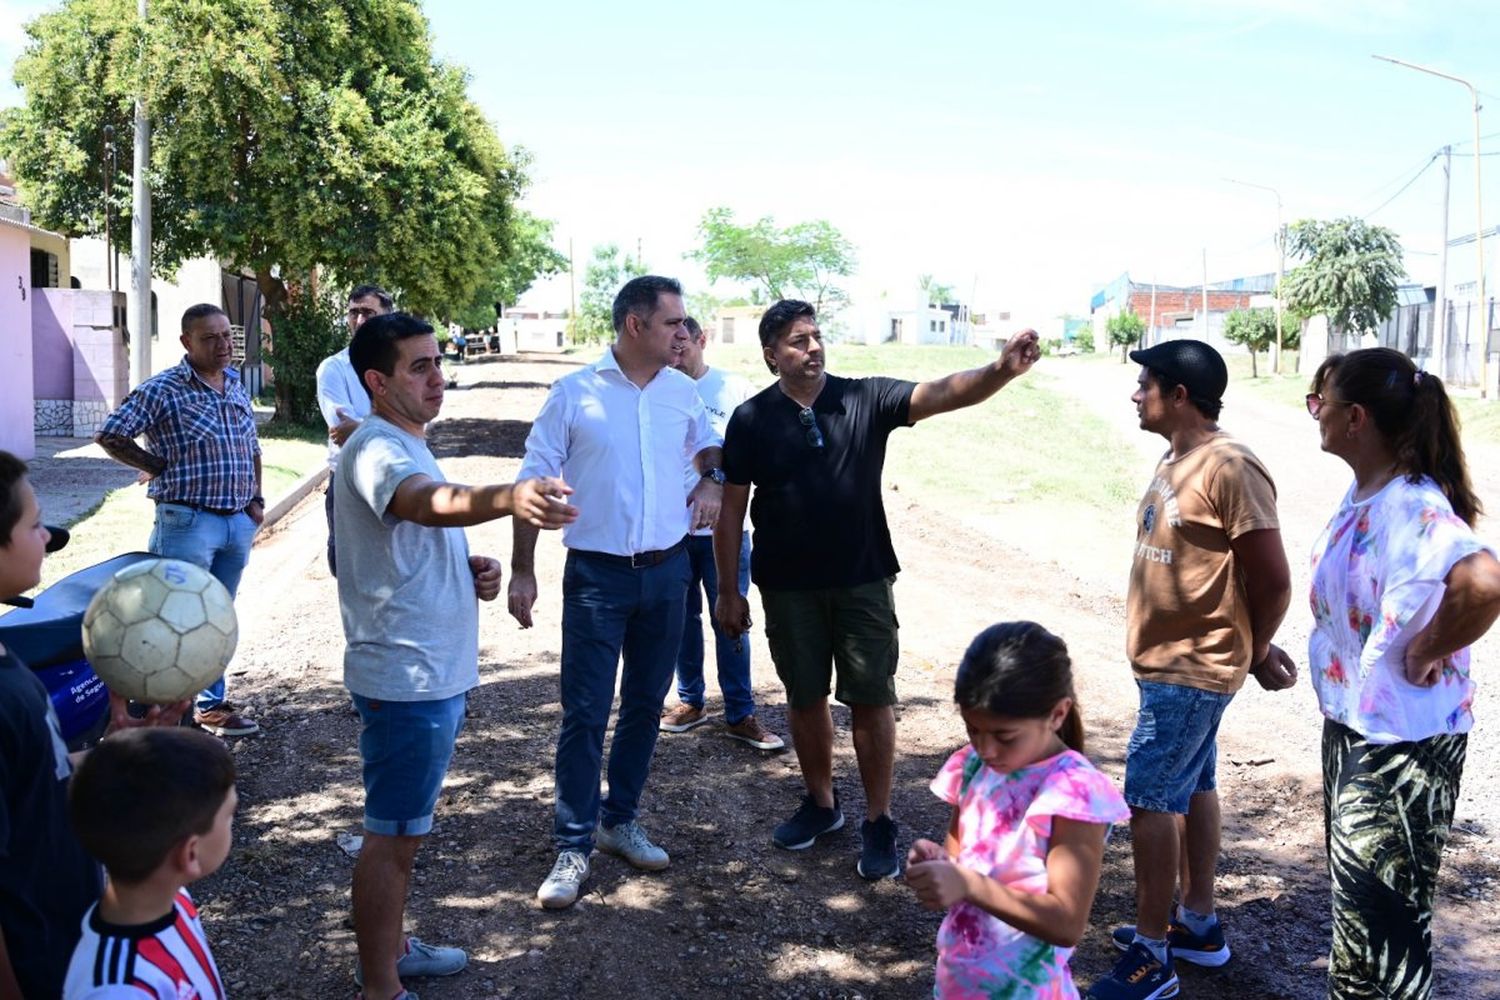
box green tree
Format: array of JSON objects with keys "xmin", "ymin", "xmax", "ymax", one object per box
[
  {"xmin": 0, "ymin": 0, "xmax": 540, "ymax": 421},
  {"xmin": 1281, "ymin": 217, "xmax": 1404, "ymax": 343},
  {"xmin": 574, "ymin": 243, "xmax": 642, "ymax": 345},
  {"xmin": 1222, "ymin": 308, "xmax": 1280, "ymax": 378},
  {"xmin": 1107, "ymin": 311, "xmax": 1145, "ymax": 363},
  {"xmin": 448, "ymin": 210, "xmax": 567, "ymax": 331},
  {"xmin": 689, "ymin": 207, "xmax": 856, "ymax": 314},
  {"xmin": 918, "ymin": 274, "xmax": 956, "ymax": 306}
]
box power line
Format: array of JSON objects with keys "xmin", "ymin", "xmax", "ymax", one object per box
[{"xmin": 1362, "ymin": 151, "xmax": 1440, "ymax": 219}]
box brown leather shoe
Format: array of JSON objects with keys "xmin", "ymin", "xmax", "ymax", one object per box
[
  {"xmin": 723, "ymin": 715, "xmax": 785, "ymax": 751},
  {"xmin": 659, "ymin": 702, "xmax": 708, "ymax": 733},
  {"xmin": 193, "ymin": 703, "xmax": 260, "ymax": 737}
]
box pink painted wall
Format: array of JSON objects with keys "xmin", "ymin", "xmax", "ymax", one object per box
[
  {"xmin": 0, "ymin": 225, "xmax": 36, "ymax": 459},
  {"xmin": 32, "ymin": 287, "xmax": 73, "ymax": 398}
]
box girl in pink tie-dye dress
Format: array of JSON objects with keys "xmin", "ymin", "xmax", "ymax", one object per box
[{"xmin": 908, "ymin": 622, "xmax": 1130, "ymax": 999}]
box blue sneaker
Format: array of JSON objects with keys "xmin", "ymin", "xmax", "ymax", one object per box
[
  {"xmin": 1086, "ymin": 941, "xmax": 1179, "ymax": 1000},
  {"xmin": 772, "ymin": 792, "xmax": 844, "ymax": 850},
  {"xmin": 1111, "ymin": 911, "xmax": 1231, "ymax": 968}
]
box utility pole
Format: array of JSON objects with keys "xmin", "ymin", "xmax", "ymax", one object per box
[
  {"xmin": 129, "ymin": 0, "xmax": 152, "ymax": 387},
  {"xmin": 1201, "ymin": 249, "xmax": 1210, "ymax": 340},
  {"xmin": 1224, "ymin": 177, "xmax": 1285, "ymax": 372},
  {"xmin": 567, "ymin": 237, "xmax": 577, "ymax": 343},
  {"xmin": 1436, "ymin": 145, "xmax": 1451, "ymax": 381},
  {"xmin": 1374, "ymin": 55, "xmax": 1486, "ymax": 398},
  {"xmin": 102, "ymin": 126, "xmax": 115, "ymax": 291},
  {"xmin": 1149, "ymin": 280, "xmax": 1157, "ymax": 347}
]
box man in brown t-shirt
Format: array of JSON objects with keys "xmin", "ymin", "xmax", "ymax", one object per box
[{"xmin": 1088, "ymin": 339, "xmax": 1297, "ymax": 1000}]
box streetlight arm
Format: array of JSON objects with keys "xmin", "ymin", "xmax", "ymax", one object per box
[{"xmin": 1372, "ymin": 55, "xmax": 1480, "ymax": 110}]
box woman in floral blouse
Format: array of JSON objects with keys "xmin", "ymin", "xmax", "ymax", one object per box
[{"xmin": 1306, "ymin": 347, "xmax": 1500, "ymax": 1000}]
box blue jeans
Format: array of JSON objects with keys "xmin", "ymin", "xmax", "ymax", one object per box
[
  {"xmin": 674, "ymin": 532, "xmax": 755, "ymax": 723},
  {"xmin": 554, "ymin": 547, "xmax": 690, "ymax": 852},
  {"xmin": 148, "ymin": 502, "xmax": 255, "ymax": 711}
]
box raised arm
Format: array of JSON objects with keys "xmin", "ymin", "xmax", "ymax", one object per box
[{"xmin": 907, "ymin": 329, "xmax": 1041, "ymax": 423}]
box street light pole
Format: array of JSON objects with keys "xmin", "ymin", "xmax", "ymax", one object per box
[
  {"xmin": 1225, "ymin": 177, "xmax": 1285, "ymax": 373},
  {"xmin": 130, "ymin": 0, "xmax": 152, "ymax": 388},
  {"xmin": 1375, "ymin": 55, "xmax": 1486, "ymax": 397}
]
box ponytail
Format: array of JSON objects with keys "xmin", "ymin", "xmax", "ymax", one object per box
[
  {"xmin": 1059, "ymin": 700, "xmax": 1085, "ymax": 755},
  {"xmin": 1404, "ymin": 374, "xmax": 1481, "ymax": 526},
  {"xmin": 1315, "ymin": 348, "xmax": 1482, "ymax": 526}
]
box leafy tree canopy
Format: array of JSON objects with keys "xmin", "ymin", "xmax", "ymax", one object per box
[
  {"xmin": 0, "ymin": 0, "xmax": 556, "ymax": 419},
  {"xmin": 448, "ymin": 209, "xmax": 567, "ymax": 330},
  {"xmin": 1222, "ymin": 307, "xmax": 1279, "ymax": 378},
  {"xmin": 574, "ymin": 243, "xmax": 642, "ymax": 345},
  {"xmin": 918, "ymin": 274, "xmax": 956, "ymax": 306},
  {"xmin": 1281, "ymin": 217, "xmax": 1404, "ymax": 338},
  {"xmin": 1106, "ymin": 310, "xmax": 1144, "ymax": 362},
  {"xmin": 689, "ymin": 206, "xmax": 855, "ymax": 314}
]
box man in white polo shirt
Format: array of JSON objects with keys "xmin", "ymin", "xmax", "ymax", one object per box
[
  {"xmin": 509, "ymin": 276, "xmax": 724, "ymax": 910},
  {"xmin": 659, "ymin": 317, "xmax": 782, "ymax": 752},
  {"xmin": 316, "ymin": 284, "xmax": 394, "ymax": 576}
]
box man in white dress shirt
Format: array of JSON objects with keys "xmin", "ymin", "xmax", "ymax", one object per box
[
  {"xmin": 509, "ymin": 276, "xmax": 725, "ymax": 909},
  {"xmin": 316, "ymin": 284, "xmax": 395, "ymax": 575}
]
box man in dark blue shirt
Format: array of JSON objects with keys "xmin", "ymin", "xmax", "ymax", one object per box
[{"xmin": 715, "ymin": 299, "xmax": 1040, "ymax": 880}]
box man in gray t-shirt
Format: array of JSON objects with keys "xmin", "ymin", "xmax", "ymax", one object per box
[{"xmin": 335, "ymin": 313, "xmax": 574, "ymax": 1000}]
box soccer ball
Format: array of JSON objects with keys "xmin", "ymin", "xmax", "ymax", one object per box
[{"xmin": 82, "ymin": 558, "xmax": 238, "ymax": 704}]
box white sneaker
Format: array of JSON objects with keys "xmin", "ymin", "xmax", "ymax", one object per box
[
  {"xmin": 537, "ymin": 850, "xmax": 590, "ymax": 909},
  {"xmin": 596, "ymin": 820, "xmax": 670, "ymax": 871}
]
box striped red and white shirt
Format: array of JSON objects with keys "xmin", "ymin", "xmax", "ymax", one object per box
[{"xmin": 63, "ymin": 890, "xmax": 225, "ymax": 999}]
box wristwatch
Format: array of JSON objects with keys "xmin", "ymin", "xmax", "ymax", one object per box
[{"xmin": 701, "ymin": 467, "xmax": 727, "ymax": 485}]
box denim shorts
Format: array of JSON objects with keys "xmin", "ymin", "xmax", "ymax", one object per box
[
  {"xmin": 1123, "ymin": 680, "xmax": 1234, "ymax": 814},
  {"xmin": 352, "ymin": 692, "xmax": 467, "ymax": 836}
]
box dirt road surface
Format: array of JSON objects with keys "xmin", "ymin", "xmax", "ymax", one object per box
[{"xmin": 197, "ymin": 353, "xmax": 1500, "ymax": 999}]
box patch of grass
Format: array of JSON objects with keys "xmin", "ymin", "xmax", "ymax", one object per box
[{"xmin": 32, "ymin": 433, "xmax": 327, "ymax": 593}]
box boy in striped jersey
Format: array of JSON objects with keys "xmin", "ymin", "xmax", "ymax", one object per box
[{"xmin": 63, "ymin": 728, "xmax": 235, "ymax": 999}]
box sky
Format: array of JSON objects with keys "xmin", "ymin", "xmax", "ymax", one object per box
[{"xmin": 3, "ymin": 0, "xmax": 1499, "ymax": 330}]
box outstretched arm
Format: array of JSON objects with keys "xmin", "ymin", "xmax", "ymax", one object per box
[
  {"xmin": 387, "ymin": 474, "xmax": 576, "ymax": 529},
  {"xmin": 907, "ymin": 329, "xmax": 1041, "ymax": 423}
]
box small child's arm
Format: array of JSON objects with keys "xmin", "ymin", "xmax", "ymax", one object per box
[{"xmin": 906, "ymin": 816, "xmax": 1109, "ymax": 948}]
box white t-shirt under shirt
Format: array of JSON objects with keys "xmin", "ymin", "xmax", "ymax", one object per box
[
  {"xmin": 1309, "ymin": 474, "xmax": 1493, "ymax": 744},
  {"xmin": 315, "ymin": 346, "xmax": 372, "ymax": 471},
  {"xmin": 63, "ymin": 891, "xmax": 222, "ymax": 1000},
  {"xmin": 334, "ymin": 415, "xmax": 479, "ymax": 702},
  {"xmin": 682, "ymin": 366, "xmax": 754, "ymax": 537}
]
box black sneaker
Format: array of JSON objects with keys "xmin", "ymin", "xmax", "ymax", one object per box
[
  {"xmin": 856, "ymin": 814, "xmax": 900, "ymax": 880},
  {"xmin": 772, "ymin": 792, "xmax": 844, "ymax": 850},
  {"xmin": 1111, "ymin": 910, "xmax": 1231, "ymax": 968}
]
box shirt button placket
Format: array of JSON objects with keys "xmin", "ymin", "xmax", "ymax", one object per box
[{"xmin": 638, "ymin": 389, "xmax": 654, "ymax": 553}]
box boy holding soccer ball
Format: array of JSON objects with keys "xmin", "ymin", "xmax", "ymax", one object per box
[{"xmin": 0, "ymin": 451, "xmax": 188, "ymax": 998}]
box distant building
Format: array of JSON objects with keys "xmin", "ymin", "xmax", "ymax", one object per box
[
  {"xmin": 1089, "ymin": 272, "xmax": 1271, "ymax": 357},
  {"xmin": 498, "ymin": 308, "xmax": 569, "ymax": 353},
  {"xmin": 711, "ymin": 305, "xmax": 764, "ymax": 346}
]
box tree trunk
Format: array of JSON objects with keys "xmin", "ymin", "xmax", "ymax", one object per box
[
  {"xmin": 256, "ymin": 269, "xmax": 292, "ymax": 421},
  {"xmin": 1249, "ymin": 346, "xmax": 1258, "ymax": 379}
]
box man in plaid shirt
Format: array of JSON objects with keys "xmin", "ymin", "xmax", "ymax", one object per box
[{"xmin": 96, "ymin": 303, "xmax": 265, "ymax": 736}]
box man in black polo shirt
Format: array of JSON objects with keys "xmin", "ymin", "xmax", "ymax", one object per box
[{"xmin": 714, "ymin": 299, "xmax": 1041, "ymax": 880}]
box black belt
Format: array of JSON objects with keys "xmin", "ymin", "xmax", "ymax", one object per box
[
  {"xmin": 159, "ymin": 500, "xmax": 242, "ymax": 516},
  {"xmin": 572, "ymin": 537, "xmax": 687, "ymax": 569}
]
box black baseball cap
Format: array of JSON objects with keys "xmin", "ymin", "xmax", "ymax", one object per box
[{"xmin": 1129, "ymin": 339, "xmax": 1228, "ymax": 406}]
